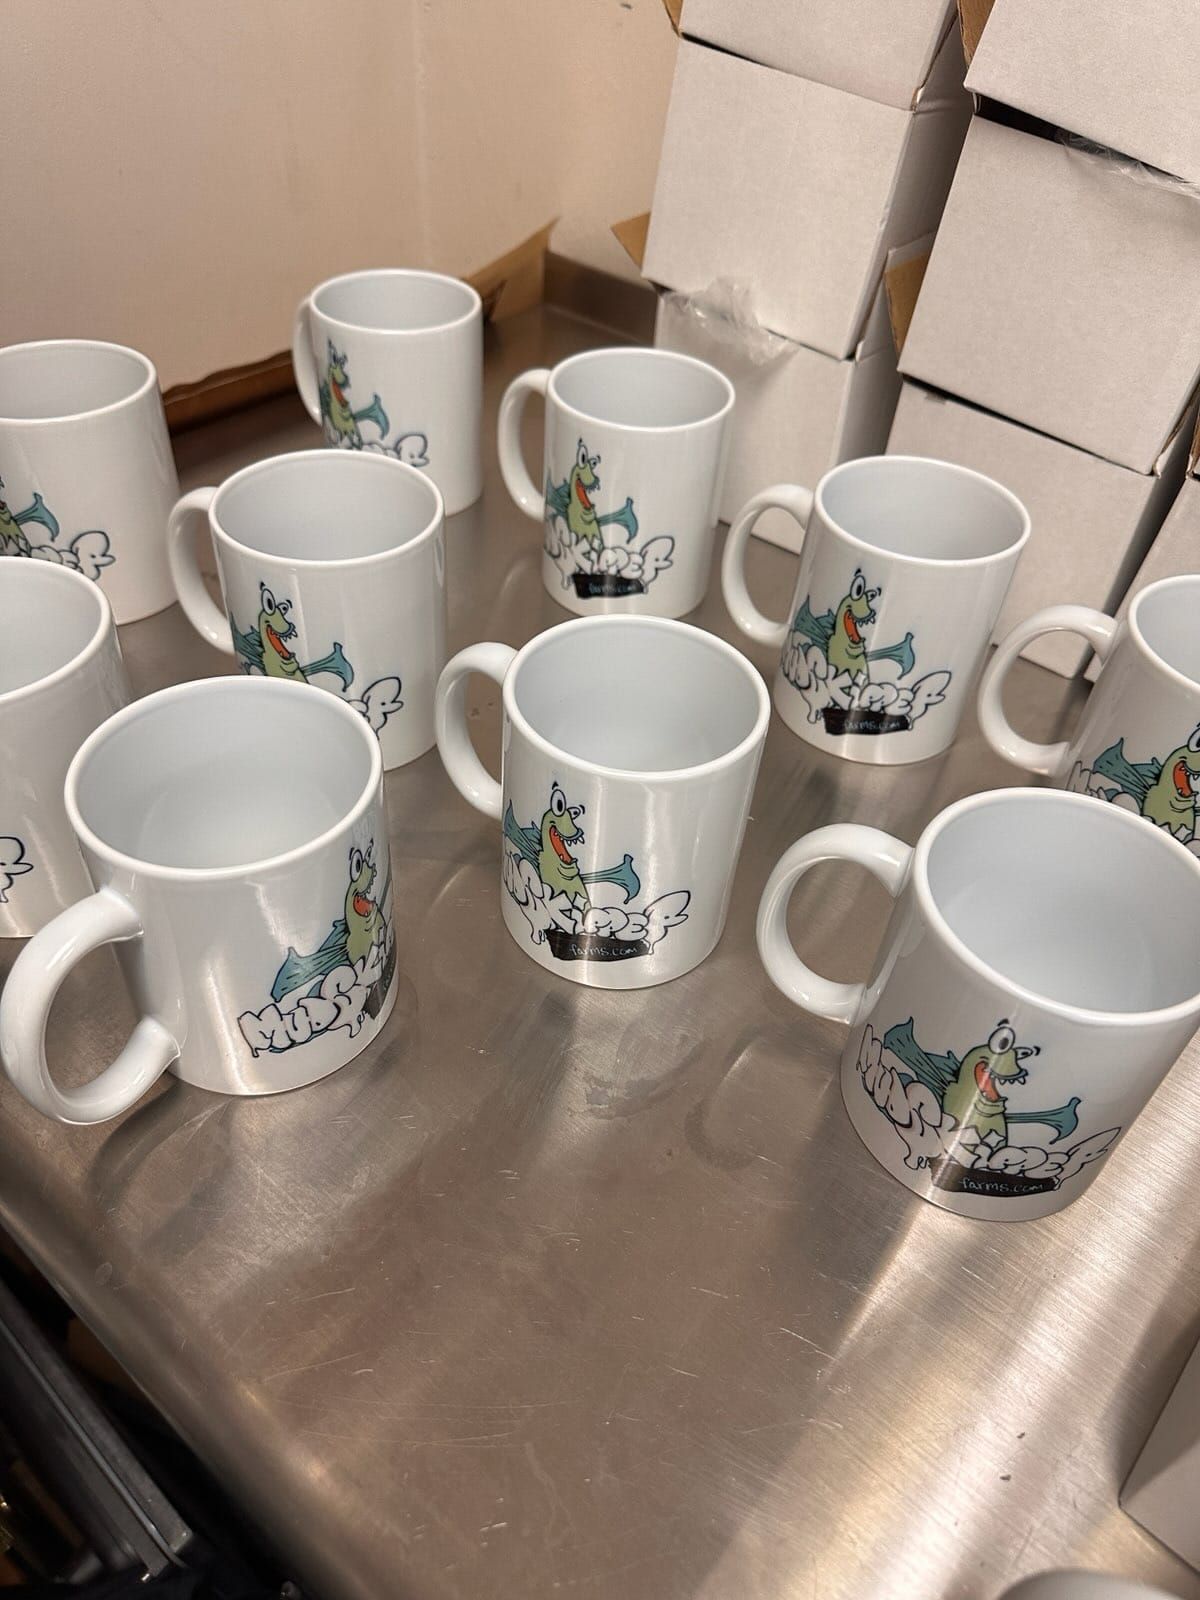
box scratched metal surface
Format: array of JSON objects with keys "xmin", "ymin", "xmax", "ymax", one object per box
[{"xmin": 2, "ymin": 307, "xmax": 1199, "ymax": 1600}]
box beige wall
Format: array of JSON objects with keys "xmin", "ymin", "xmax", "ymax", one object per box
[{"xmin": 2, "ymin": 0, "xmax": 675, "ymax": 389}]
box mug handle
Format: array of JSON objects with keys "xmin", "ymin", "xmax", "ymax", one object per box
[
  {"xmin": 291, "ymin": 297, "xmax": 321, "ymax": 424},
  {"xmin": 721, "ymin": 484, "xmax": 815, "ymax": 647},
  {"xmin": 757, "ymin": 825, "xmax": 913, "ymax": 1024},
  {"xmin": 977, "ymin": 605, "xmax": 1119, "ymax": 776},
  {"xmin": 497, "ymin": 368, "xmax": 550, "ymax": 520},
  {"xmin": 166, "ymin": 488, "xmax": 233, "ymax": 653},
  {"xmin": 435, "ymin": 642, "xmax": 518, "ymax": 819},
  {"xmin": 0, "ymin": 889, "xmax": 178, "ymax": 1125}
]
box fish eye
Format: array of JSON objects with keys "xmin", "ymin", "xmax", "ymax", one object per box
[
  {"xmin": 350, "ymin": 848, "xmax": 364, "ymax": 879},
  {"xmin": 576, "ymin": 440, "xmax": 588, "ymax": 467},
  {"xmin": 988, "ymin": 1023, "xmax": 1016, "ymax": 1054},
  {"xmin": 850, "ymin": 570, "xmax": 866, "ymax": 600},
  {"xmin": 280, "ymin": 598, "xmax": 291, "ymax": 614},
  {"xmin": 261, "ymin": 586, "xmax": 275, "ymax": 613},
  {"xmin": 1188, "ymin": 724, "xmax": 1200, "ymax": 754},
  {"xmin": 551, "ymin": 785, "xmax": 567, "ymax": 816}
]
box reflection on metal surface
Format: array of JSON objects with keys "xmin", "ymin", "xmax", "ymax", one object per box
[{"xmin": 1, "ymin": 309, "xmax": 1198, "ymax": 1600}]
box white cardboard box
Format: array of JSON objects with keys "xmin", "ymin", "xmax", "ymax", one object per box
[
  {"xmin": 654, "ymin": 278, "xmax": 902, "ymax": 551},
  {"xmin": 967, "ymin": 0, "xmax": 1200, "ymax": 187},
  {"xmin": 680, "ymin": 0, "xmax": 958, "ymax": 109},
  {"xmin": 643, "ymin": 34, "xmax": 969, "ymax": 360},
  {"xmin": 886, "ymin": 382, "xmax": 1193, "ymax": 677},
  {"xmin": 1122, "ymin": 1331, "xmax": 1200, "ymax": 1571},
  {"xmin": 899, "ymin": 117, "xmax": 1200, "ymax": 476}
]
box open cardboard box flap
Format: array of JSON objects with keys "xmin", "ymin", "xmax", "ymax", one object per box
[
  {"xmin": 966, "ymin": 0, "xmax": 1200, "ymax": 187},
  {"xmin": 883, "ymin": 237, "xmax": 932, "ymax": 356}
]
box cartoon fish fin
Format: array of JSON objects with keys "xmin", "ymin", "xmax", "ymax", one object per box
[
  {"xmin": 580, "ymin": 852, "xmax": 641, "ymax": 904},
  {"xmin": 14, "ymin": 492, "xmax": 60, "ymax": 540},
  {"xmin": 869, "ymin": 631, "xmax": 916, "ymax": 678},
  {"xmin": 545, "ymin": 475, "xmax": 571, "ymax": 522},
  {"xmin": 792, "ymin": 597, "xmax": 835, "ymax": 652},
  {"xmin": 1008, "ymin": 1096, "xmax": 1081, "ymax": 1145},
  {"xmin": 502, "ymin": 802, "xmax": 540, "ymax": 867},
  {"xmin": 271, "ymin": 918, "xmax": 350, "ymax": 1002},
  {"xmin": 302, "ymin": 640, "xmax": 354, "ymax": 690},
  {"xmin": 318, "ymin": 379, "xmax": 332, "ymax": 418},
  {"xmin": 882, "ymin": 1017, "xmax": 960, "ymax": 1099},
  {"xmin": 351, "ymin": 394, "xmax": 390, "ymax": 438},
  {"xmin": 1092, "ymin": 739, "xmax": 1158, "ymax": 805},
  {"xmin": 596, "ymin": 497, "xmax": 639, "ymax": 543},
  {"xmin": 229, "ymin": 616, "xmax": 264, "ymax": 672}
]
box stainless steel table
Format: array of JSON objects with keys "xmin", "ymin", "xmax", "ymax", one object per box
[{"xmin": 2, "ymin": 306, "xmax": 1197, "ymax": 1600}]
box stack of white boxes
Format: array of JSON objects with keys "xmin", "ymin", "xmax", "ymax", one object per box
[
  {"xmin": 628, "ymin": 0, "xmax": 971, "ymax": 548},
  {"xmin": 890, "ymin": 0, "xmax": 1200, "ymax": 675}
]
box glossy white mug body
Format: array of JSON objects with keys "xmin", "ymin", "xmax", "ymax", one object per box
[
  {"xmin": 0, "ymin": 562, "xmax": 130, "ymax": 937},
  {"xmin": 0, "ymin": 677, "xmax": 397, "ymax": 1124},
  {"xmin": 436, "ymin": 616, "xmax": 769, "ymax": 989},
  {"xmin": 722, "ymin": 455, "xmax": 1030, "ymax": 764},
  {"xmin": 980, "ymin": 575, "xmax": 1200, "ymax": 858},
  {"xmin": 167, "ymin": 450, "xmax": 447, "ymax": 770},
  {"xmin": 498, "ymin": 347, "xmax": 734, "ymax": 619},
  {"xmin": 0, "ymin": 340, "xmax": 180, "ymax": 622},
  {"xmin": 292, "ymin": 269, "xmax": 483, "ymax": 515},
  {"xmin": 757, "ymin": 788, "xmax": 1200, "ymax": 1220}
]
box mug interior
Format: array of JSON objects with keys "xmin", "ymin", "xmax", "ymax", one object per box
[
  {"xmin": 215, "ymin": 453, "xmax": 439, "ymax": 562},
  {"xmin": 0, "ymin": 342, "xmax": 150, "ymax": 420},
  {"xmin": 72, "ymin": 681, "xmax": 375, "ymax": 871},
  {"xmin": 512, "ymin": 621, "xmax": 764, "ymax": 772},
  {"xmin": 0, "ymin": 563, "xmax": 105, "ymax": 695},
  {"xmin": 1132, "ymin": 577, "xmax": 1200, "ymax": 685},
  {"xmin": 924, "ymin": 794, "xmax": 1200, "ymax": 1014},
  {"xmin": 819, "ymin": 456, "xmax": 1027, "ymax": 561},
  {"xmin": 314, "ymin": 271, "xmax": 477, "ymax": 332},
  {"xmin": 551, "ymin": 349, "xmax": 731, "ymax": 430}
]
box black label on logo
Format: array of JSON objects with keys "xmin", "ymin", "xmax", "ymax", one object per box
[
  {"xmin": 572, "ymin": 573, "xmax": 646, "ymax": 599},
  {"xmin": 546, "ymin": 927, "xmax": 651, "ymax": 963},
  {"xmin": 822, "ymin": 707, "xmax": 912, "ymax": 737},
  {"xmin": 929, "ymin": 1157, "xmax": 1056, "ymax": 1198}
]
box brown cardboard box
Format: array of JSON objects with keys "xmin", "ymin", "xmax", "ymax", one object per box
[
  {"xmin": 642, "ymin": 33, "xmax": 968, "ymax": 360},
  {"xmin": 679, "ymin": 0, "xmax": 958, "ymax": 109},
  {"xmin": 967, "ymin": 0, "xmax": 1200, "ymax": 186},
  {"xmin": 899, "ymin": 117, "xmax": 1200, "ymax": 475},
  {"xmin": 887, "ymin": 382, "xmax": 1194, "ymax": 676},
  {"xmin": 1122, "ymin": 1330, "xmax": 1200, "ymax": 1571},
  {"xmin": 654, "ymin": 276, "xmax": 902, "ymax": 551}
]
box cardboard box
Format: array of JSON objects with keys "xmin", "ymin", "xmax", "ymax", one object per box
[
  {"xmin": 886, "ymin": 382, "xmax": 1193, "ymax": 676},
  {"xmin": 654, "ymin": 276, "xmax": 902, "ymax": 551},
  {"xmin": 643, "ymin": 34, "xmax": 969, "ymax": 360},
  {"xmin": 1109, "ymin": 427, "xmax": 1200, "ymax": 622},
  {"xmin": 967, "ymin": 0, "xmax": 1200, "ymax": 187},
  {"xmin": 900, "ymin": 117, "xmax": 1200, "ymax": 476},
  {"xmin": 679, "ymin": 0, "xmax": 958, "ymax": 109},
  {"xmin": 1122, "ymin": 1331, "xmax": 1200, "ymax": 1570}
]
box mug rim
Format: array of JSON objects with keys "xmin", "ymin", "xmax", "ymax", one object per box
[
  {"xmin": 0, "ymin": 562, "xmax": 114, "ymax": 708},
  {"xmin": 308, "ymin": 268, "xmax": 482, "ymax": 336},
  {"xmin": 505, "ymin": 614, "xmax": 770, "ymax": 782},
  {"xmin": 1126, "ymin": 573, "xmax": 1200, "ymax": 694},
  {"xmin": 547, "ymin": 345, "xmax": 736, "ymax": 436},
  {"xmin": 209, "ymin": 448, "xmax": 445, "ymax": 570},
  {"xmin": 911, "ymin": 785, "xmax": 1200, "ymax": 1028},
  {"xmin": 0, "ymin": 339, "xmax": 157, "ymax": 427},
  {"xmin": 816, "ymin": 454, "xmax": 1032, "ymax": 569},
  {"xmin": 64, "ymin": 675, "xmax": 383, "ymax": 882}
]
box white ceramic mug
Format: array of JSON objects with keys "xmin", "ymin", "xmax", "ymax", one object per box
[
  {"xmin": 0, "ymin": 339, "xmax": 180, "ymax": 623},
  {"xmin": 0, "ymin": 677, "xmax": 397, "ymax": 1124},
  {"xmin": 292, "ymin": 269, "xmax": 483, "ymax": 516},
  {"xmin": 722, "ymin": 455, "xmax": 1030, "ymax": 764},
  {"xmin": 0, "ymin": 562, "xmax": 130, "ymax": 938},
  {"xmin": 980, "ymin": 575, "xmax": 1200, "ymax": 856},
  {"xmin": 436, "ymin": 616, "xmax": 769, "ymax": 989},
  {"xmin": 998, "ymin": 1575, "xmax": 1180, "ymax": 1600},
  {"xmin": 498, "ymin": 347, "xmax": 734, "ymax": 619},
  {"xmin": 757, "ymin": 788, "xmax": 1200, "ymax": 1220},
  {"xmin": 166, "ymin": 450, "xmax": 446, "ymax": 771}
]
